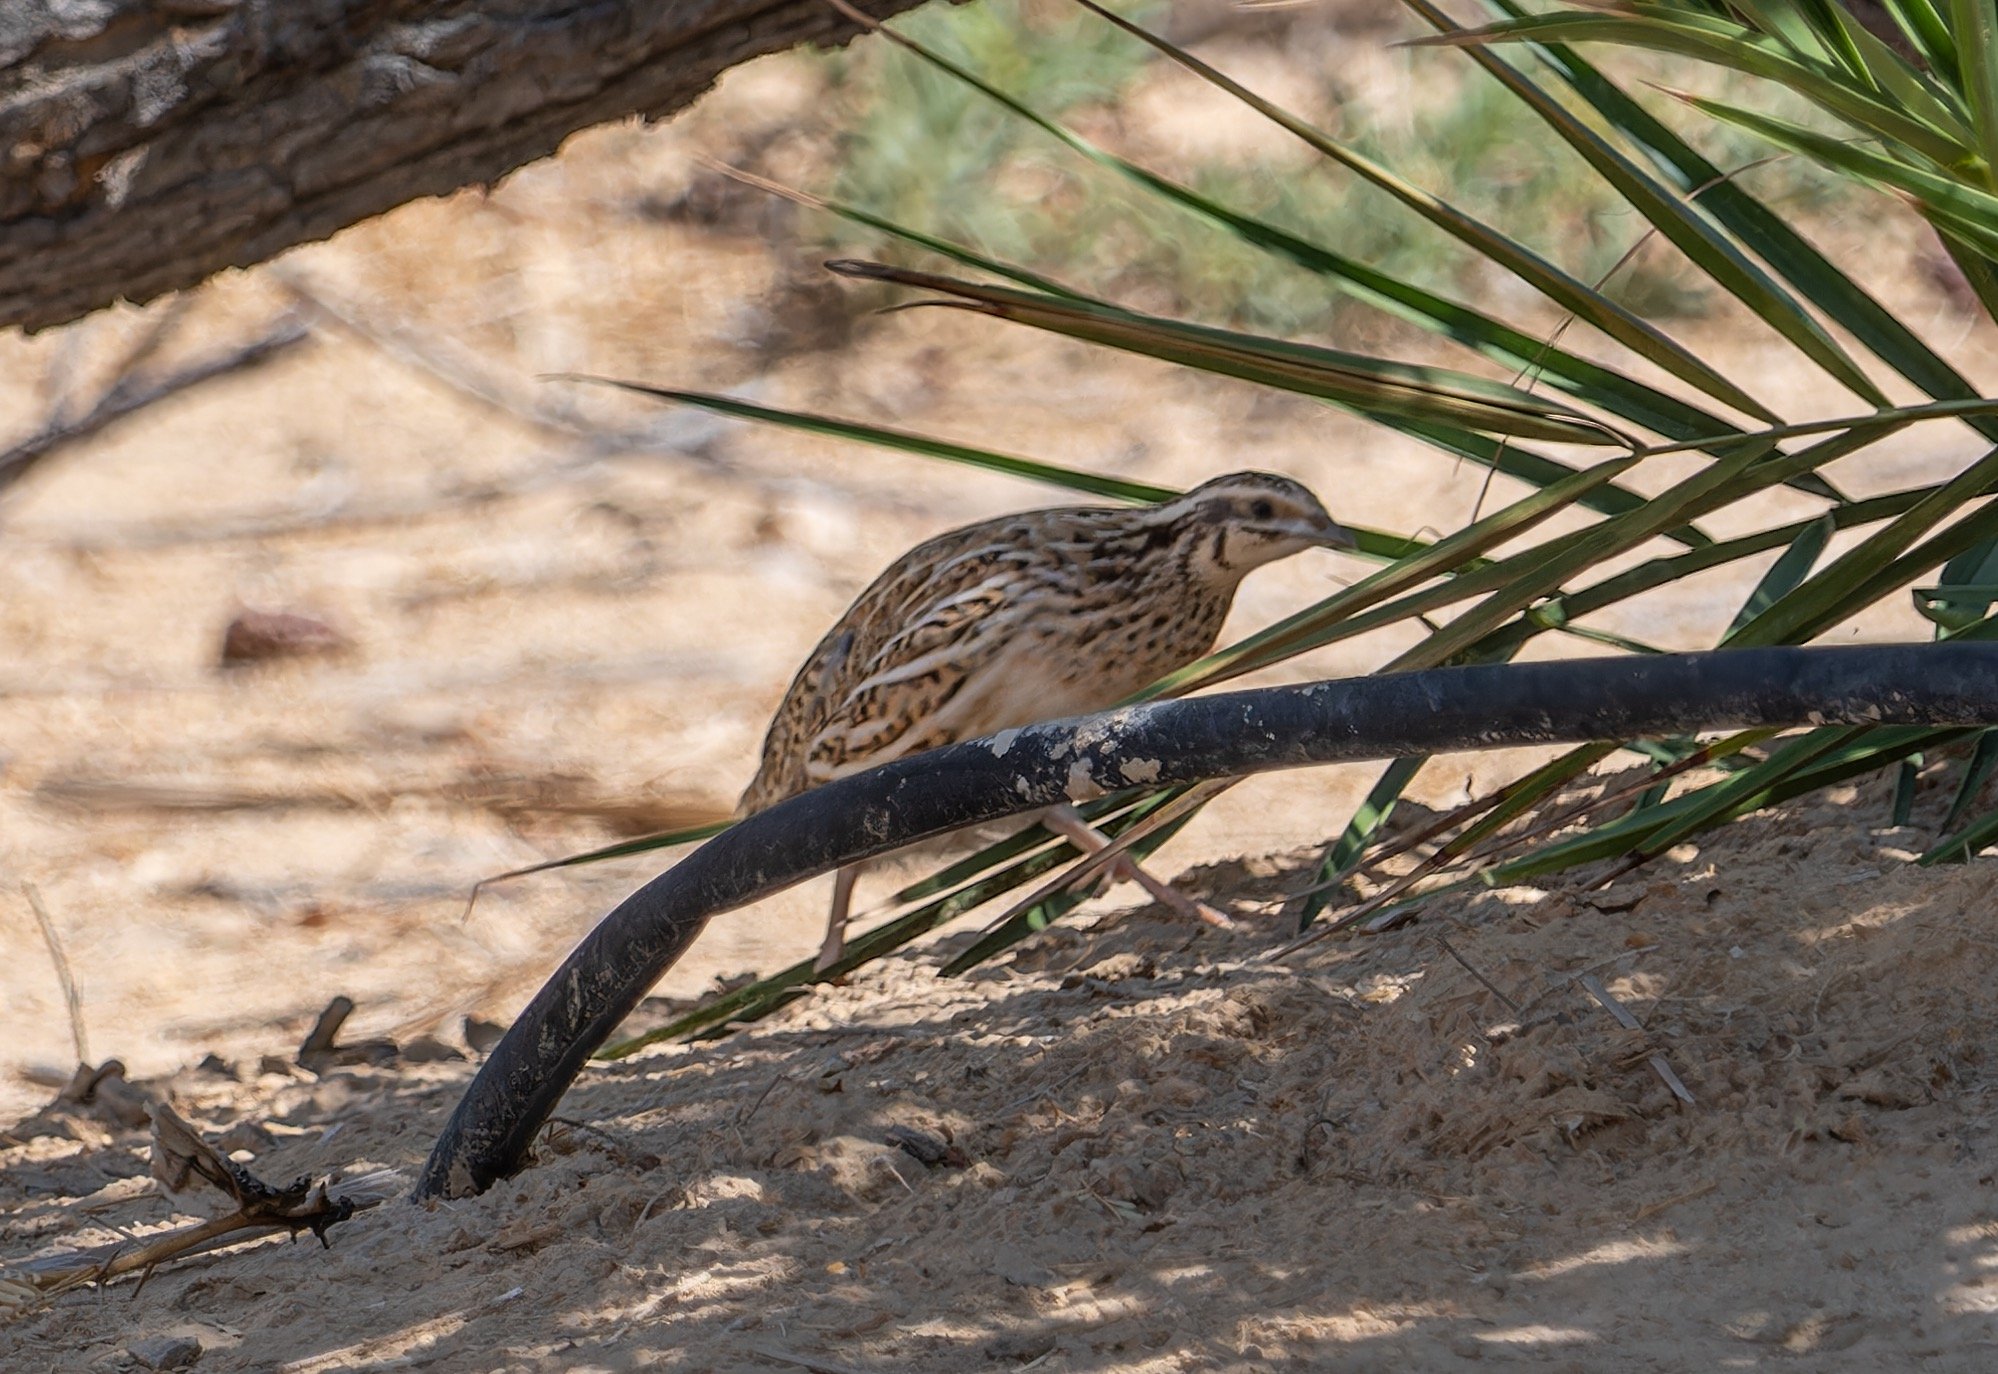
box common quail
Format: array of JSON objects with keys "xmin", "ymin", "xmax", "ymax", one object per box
[{"xmin": 741, "ymin": 470, "xmax": 1355, "ymax": 969}]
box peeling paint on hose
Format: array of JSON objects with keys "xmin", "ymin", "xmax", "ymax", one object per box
[
  {"xmin": 1065, "ymin": 758, "xmax": 1106, "ymax": 802},
  {"xmin": 1118, "ymin": 757, "xmax": 1162, "ymax": 785}
]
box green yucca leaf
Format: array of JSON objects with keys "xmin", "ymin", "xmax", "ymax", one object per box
[
  {"xmin": 1407, "ymin": 0, "xmax": 1888, "ymax": 407},
  {"xmin": 1925, "ymin": 803, "xmax": 1998, "ymax": 863},
  {"xmin": 1391, "ymin": 423, "xmax": 1900, "ymax": 682},
  {"xmin": 1409, "ymin": 732, "xmax": 1778, "ymax": 913},
  {"xmin": 1385, "ymin": 485, "xmax": 1850, "ymax": 919},
  {"xmin": 1290, "ymin": 423, "xmax": 1987, "ymax": 935},
  {"xmin": 1290, "ymin": 735, "xmax": 1727, "ymax": 944},
  {"xmin": 1478, "ymin": 615, "xmax": 1998, "ymax": 895},
  {"xmin": 469, "ymin": 819, "xmax": 734, "ymax": 893},
  {"xmin": 711, "ymin": 164, "xmax": 1092, "ymax": 301},
  {"xmin": 1728, "ymin": 0, "xmax": 1845, "ymax": 67},
  {"xmin": 1915, "ymin": 537, "xmax": 1998, "ymax": 632},
  {"xmin": 1916, "ymin": 583, "xmax": 1998, "ymax": 631},
  {"xmin": 1426, "ymin": 10, "xmax": 1975, "ymax": 165},
  {"xmin": 1941, "ymin": 731, "xmax": 1998, "ymax": 834},
  {"xmin": 599, "ymin": 826, "xmax": 1092, "ymax": 1053},
  {"xmin": 1365, "ymin": 418, "xmax": 1709, "ymax": 540},
  {"xmin": 1382, "ymin": 436, "xmax": 1783, "ymax": 672},
  {"xmin": 820, "ymin": 254, "xmax": 1681, "ymax": 532},
  {"xmin": 1487, "ymin": 725, "xmax": 1972, "ymax": 888},
  {"xmin": 826, "ymin": 261, "xmax": 1628, "ymax": 445},
  {"xmin": 1443, "ymin": 742, "xmax": 1627, "ymax": 856},
  {"xmin": 1077, "ymin": 0, "xmax": 1833, "ymax": 421},
  {"xmin": 1892, "ymin": 0, "xmax": 1960, "ymax": 78},
  {"xmin": 1673, "ymin": 94, "xmax": 1998, "ymax": 257},
  {"xmin": 1728, "ymin": 445, "xmax": 1998, "ymax": 648},
  {"xmin": 551, "ymin": 375, "xmax": 1176, "ymax": 502},
  {"xmin": 1215, "ymin": 428, "xmax": 1844, "ymax": 691},
  {"xmin": 1523, "ymin": 485, "xmax": 1962, "ymax": 648},
  {"xmin": 887, "ymin": 791, "xmax": 1138, "ymax": 903},
  {"xmin": 841, "ymin": 0, "xmax": 1777, "ymax": 427},
  {"xmin": 1717, "ymin": 726, "xmax": 1980, "ymax": 812},
  {"xmin": 1493, "ymin": 8, "xmax": 1995, "ymax": 437},
  {"xmin": 1892, "ymin": 756, "xmax": 1922, "ymax": 826},
  {"xmin": 1486, "ymin": 471, "xmax": 1982, "ymax": 675},
  {"xmin": 1742, "ymin": 0, "xmax": 1967, "ymax": 138},
  {"xmin": 1148, "ymin": 193, "xmax": 1745, "ymax": 455},
  {"xmin": 1951, "ymin": 0, "xmax": 1998, "ymax": 183},
  {"xmin": 1537, "ymin": 619, "xmax": 1664, "ymax": 655},
  {"xmin": 710, "ymin": 174, "xmax": 1636, "ymax": 508},
  {"xmin": 1294, "ymin": 499, "xmax": 1830, "ymax": 938},
  {"xmin": 1724, "ymin": 512, "xmax": 1835, "ymax": 639},
  {"xmin": 790, "ymin": 108, "xmax": 1755, "ymax": 448},
  {"xmin": 1917, "ymin": 619, "xmax": 1998, "ymax": 861},
  {"xmin": 1636, "ymin": 398, "xmax": 1998, "ymax": 455},
  {"xmin": 1833, "ymin": 3, "xmax": 1970, "ymax": 124},
  {"xmin": 1296, "ymin": 756, "xmax": 1429, "ymax": 931}
]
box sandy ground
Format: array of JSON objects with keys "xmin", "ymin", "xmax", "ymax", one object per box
[{"xmin": 5, "ymin": 7, "xmax": 1998, "ymax": 1370}]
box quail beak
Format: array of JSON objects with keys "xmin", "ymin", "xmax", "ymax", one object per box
[{"xmin": 1313, "ymin": 518, "xmax": 1359, "ymax": 552}]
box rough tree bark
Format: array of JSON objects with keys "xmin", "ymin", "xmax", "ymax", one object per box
[{"xmin": 0, "ymin": 0, "xmax": 929, "ymax": 334}]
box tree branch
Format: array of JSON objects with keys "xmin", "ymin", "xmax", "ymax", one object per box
[{"xmin": 0, "ymin": 0, "xmax": 928, "ymax": 333}]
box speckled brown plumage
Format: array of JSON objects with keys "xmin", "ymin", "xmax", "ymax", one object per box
[
  {"xmin": 742, "ymin": 471, "xmax": 1351, "ymax": 815},
  {"xmin": 739, "ymin": 470, "xmax": 1354, "ymax": 969}
]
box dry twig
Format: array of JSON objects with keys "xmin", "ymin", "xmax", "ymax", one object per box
[
  {"xmin": 1578, "ymin": 973, "xmax": 1696, "ymax": 1106},
  {"xmin": 270, "ymin": 269, "xmax": 725, "ymax": 467},
  {"xmin": 0, "ymin": 1104, "xmax": 399, "ymax": 1320},
  {"xmin": 22, "ymin": 884, "xmax": 87, "ymax": 1066},
  {"xmin": 0, "ymin": 319, "xmax": 311, "ymax": 498}
]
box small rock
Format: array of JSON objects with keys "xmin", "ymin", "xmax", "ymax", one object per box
[
  {"xmin": 1081, "ymin": 951, "xmax": 1156, "ymax": 983},
  {"xmin": 128, "ymin": 1334, "xmax": 201, "ymax": 1370},
  {"xmin": 984, "ymin": 1331, "xmax": 1058, "ymax": 1363},
  {"xmin": 401, "ymin": 1035, "xmax": 466, "ymax": 1064},
  {"xmin": 58, "ymin": 1061, "xmax": 153, "ymax": 1130},
  {"xmin": 220, "ymin": 609, "xmax": 348, "ymax": 667},
  {"xmin": 1585, "ymin": 888, "xmax": 1644, "ymax": 915},
  {"xmin": 213, "ymin": 1119, "xmax": 274, "ymax": 1154},
  {"xmin": 885, "ymin": 1124, "xmax": 968, "ymax": 1169}
]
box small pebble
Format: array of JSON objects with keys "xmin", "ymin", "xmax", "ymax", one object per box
[
  {"xmin": 128, "ymin": 1334, "xmax": 201, "ymax": 1370},
  {"xmin": 220, "ymin": 609, "xmax": 348, "ymax": 667}
]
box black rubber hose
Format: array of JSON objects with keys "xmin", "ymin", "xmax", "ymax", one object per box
[{"xmin": 417, "ymin": 643, "xmax": 1998, "ymax": 1198}]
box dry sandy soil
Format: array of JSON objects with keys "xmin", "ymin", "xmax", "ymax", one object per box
[{"xmin": 5, "ymin": 7, "xmax": 1998, "ymax": 1371}]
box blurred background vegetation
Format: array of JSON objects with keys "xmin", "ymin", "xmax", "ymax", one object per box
[{"xmin": 804, "ymin": 0, "xmax": 1859, "ymax": 331}]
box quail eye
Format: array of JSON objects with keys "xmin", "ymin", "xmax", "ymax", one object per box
[{"xmin": 1250, "ymin": 499, "xmax": 1275, "ymax": 520}]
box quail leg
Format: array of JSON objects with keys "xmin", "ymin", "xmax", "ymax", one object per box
[
  {"xmin": 1043, "ymin": 805, "xmax": 1235, "ymax": 929},
  {"xmin": 817, "ymin": 863, "xmax": 862, "ymax": 973}
]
